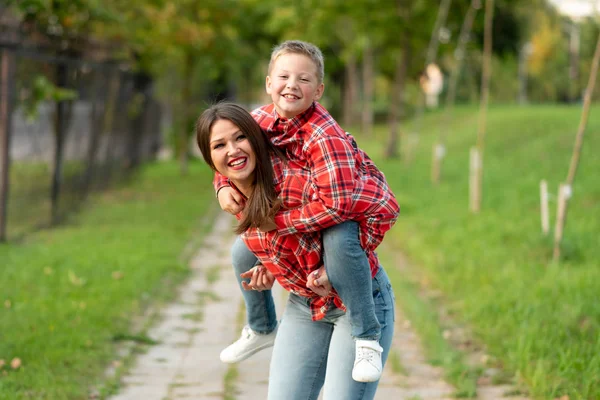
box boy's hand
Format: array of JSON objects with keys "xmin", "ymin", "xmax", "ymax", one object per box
[
  {"xmin": 306, "ymin": 266, "xmax": 332, "ymax": 297},
  {"xmin": 241, "ymin": 264, "xmax": 275, "ymax": 291},
  {"xmin": 217, "ymin": 186, "xmax": 245, "ymax": 214}
]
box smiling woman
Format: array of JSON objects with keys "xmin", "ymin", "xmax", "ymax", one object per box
[
  {"xmin": 195, "ymin": 102, "xmax": 280, "ymax": 235},
  {"xmin": 208, "ymin": 119, "xmax": 257, "ymax": 196}
]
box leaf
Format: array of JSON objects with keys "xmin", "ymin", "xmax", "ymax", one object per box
[
  {"xmin": 10, "ymin": 358, "xmax": 21, "ymax": 369},
  {"xmin": 111, "ymin": 271, "xmax": 124, "ymax": 280},
  {"xmin": 68, "ymin": 270, "xmax": 86, "ymax": 286}
]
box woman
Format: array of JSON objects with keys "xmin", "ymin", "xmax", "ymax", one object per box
[{"xmin": 195, "ymin": 102, "xmax": 395, "ymax": 400}]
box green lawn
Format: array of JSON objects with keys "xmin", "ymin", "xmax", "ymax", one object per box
[
  {"xmin": 0, "ymin": 160, "xmax": 216, "ymax": 399},
  {"xmin": 358, "ymin": 104, "xmax": 600, "ymax": 399}
]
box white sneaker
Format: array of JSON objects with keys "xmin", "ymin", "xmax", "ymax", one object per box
[
  {"xmin": 219, "ymin": 325, "xmax": 277, "ymax": 364},
  {"xmin": 352, "ymin": 339, "xmax": 383, "ymax": 382}
]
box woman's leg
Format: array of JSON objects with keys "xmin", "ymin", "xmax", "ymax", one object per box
[
  {"xmin": 268, "ymin": 294, "xmax": 335, "ymax": 400},
  {"xmin": 220, "ymin": 237, "xmax": 278, "ymax": 363},
  {"xmin": 322, "ymin": 267, "xmax": 395, "ymax": 400},
  {"xmin": 322, "ymin": 221, "xmax": 380, "ymax": 340},
  {"xmin": 231, "ymin": 236, "xmax": 277, "ymax": 333}
]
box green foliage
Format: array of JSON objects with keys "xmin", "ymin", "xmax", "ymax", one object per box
[
  {"xmin": 0, "ymin": 160, "xmax": 215, "ymax": 399},
  {"xmin": 358, "ymin": 104, "xmax": 600, "ymax": 399},
  {"xmin": 22, "ymin": 75, "xmax": 78, "ymax": 121}
]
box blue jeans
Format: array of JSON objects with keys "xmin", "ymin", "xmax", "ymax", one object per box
[
  {"xmin": 267, "ymin": 267, "xmax": 395, "ymax": 400},
  {"xmin": 231, "ymin": 221, "xmax": 381, "ymax": 339},
  {"xmin": 230, "ymin": 236, "xmax": 278, "ymax": 334}
]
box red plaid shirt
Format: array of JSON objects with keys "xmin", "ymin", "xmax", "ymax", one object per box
[{"xmin": 215, "ymin": 102, "xmax": 399, "ymax": 320}]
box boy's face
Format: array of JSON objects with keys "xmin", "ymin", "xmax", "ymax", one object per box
[{"xmin": 266, "ymin": 53, "xmax": 324, "ymax": 120}]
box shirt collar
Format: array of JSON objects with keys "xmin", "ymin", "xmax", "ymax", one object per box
[{"xmin": 271, "ymin": 102, "xmax": 316, "ymax": 134}]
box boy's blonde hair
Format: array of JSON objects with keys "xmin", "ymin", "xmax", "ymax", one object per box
[{"xmin": 268, "ymin": 40, "xmax": 325, "ymax": 83}]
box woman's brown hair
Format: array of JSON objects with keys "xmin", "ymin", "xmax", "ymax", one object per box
[{"xmin": 196, "ymin": 102, "xmax": 281, "ymax": 234}]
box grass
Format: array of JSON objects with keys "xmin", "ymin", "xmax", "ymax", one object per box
[
  {"xmin": 0, "ymin": 159, "xmax": 216, "ymax": 400},
  {"xmin": 355, "ymin": 103, "xmax": 600, "ymax": 399},
  {"xmin": 380, "ymin": 247, "xmax": 479, "ymax": 397}
]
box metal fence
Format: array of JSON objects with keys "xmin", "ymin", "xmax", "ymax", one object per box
[{"xmin": 0, "ymin": 28, "xmax": 162, "ymax": 241}]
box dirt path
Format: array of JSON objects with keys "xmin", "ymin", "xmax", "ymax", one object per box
[{"xmin": 108, "ymin": 212, "xmax": 519, "ymax": 399}]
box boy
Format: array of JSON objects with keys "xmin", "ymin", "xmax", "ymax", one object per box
[{"xmin": 214, "ymin": 40, "xmax": 399, "ymax": 382}]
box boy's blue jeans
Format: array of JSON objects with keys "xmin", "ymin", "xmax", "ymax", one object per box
[{"xmin": 231, "ymin": 221, "xmax": 381, "ymax": 340}]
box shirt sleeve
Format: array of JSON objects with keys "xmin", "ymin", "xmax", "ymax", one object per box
[
  {"xmin": 213, "ymin": 171, "xmax": 230, "ymax": 194},
  {"xmin": 273, "ymin": 134, "xmax": 356, "ymax": 235}
]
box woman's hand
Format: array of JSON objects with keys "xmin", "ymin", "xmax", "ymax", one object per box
[
  {"xmin": 306, "ymin": 266, "xmax": 332, "ymax": 297},
  {"xmin": 240, "ymin": 264, "xmax": 275, "ymax": 291},
  {"xmin": 217, "ymin": 186, "xmax": 245, "ymax": 214}
]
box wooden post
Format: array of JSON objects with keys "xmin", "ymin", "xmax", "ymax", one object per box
[
  {"xmin": 0, "ymin": 47, "xmax": 15, "ymax": 242},
  {"xmin": 553, "ymin": 32, "xmax": 600, "ymax": 262},
  {"xmin": 469, "ymin": 147, "xmax": 481, "ymax": 212},
  {"xmin": 540, "ymin": 180, "xmax": 549, "ymax": 235},
  {"xmin": 431, "ymin": 143, "xmax": 445, "ymax": 184},
  {"xmin": 553, "ymin": 184, "xmax": 569, "ymax": 262}
]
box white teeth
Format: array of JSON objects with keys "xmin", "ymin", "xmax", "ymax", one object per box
[
  {"xmin": 230, "ymin": 159, "xmax": 245, "ymax": 167},
  {"xmin": 284, "ymin": 94, "xmax": 299, "ymax": 99}
]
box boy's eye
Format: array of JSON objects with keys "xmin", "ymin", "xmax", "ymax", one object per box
[
  {"xmin": 301, "ymin": 78, "xmax": 309, "ymax": 82},
  {"xmin": 279, "ymin": 75, "xmax": 288, "ymax": 79}
]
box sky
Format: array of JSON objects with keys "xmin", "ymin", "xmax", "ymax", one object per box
[{"xmin": 548, "ymin": 0, "xmax": 600, "ymax": 19}]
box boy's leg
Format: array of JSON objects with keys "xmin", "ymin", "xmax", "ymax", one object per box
[
  {"xmin": 322, "ymin": 267, "xmax": 395, "ymax": 398},
  {"xmin": 323, "ymin": 221, "xmax": 380, "ymax": 340},
  {"xmin": 323, "ymin": 221, "xmax": 383, "ymax": 382},
  {"xmin": 220, "ymin": 236, "xmax": 278, "ymax": 363}
]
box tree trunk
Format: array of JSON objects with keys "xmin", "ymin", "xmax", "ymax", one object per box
[
  {"xmin": 179, "ymin": 51, "xmax": 194, "ymax": 176},
  {"xmin": 386, "ymin": 41, "xmax": 409, "ymax": 159},
  {"xmin": 433, "ymin": 0, "xmax": 480, "ymax": 184},
  {"xmin": 51, "ymin": 61, "xmax": 69, "ymax": 224},
  {"xmin": 553, "ymin": 32, "xmax": 600, "ymax": 262},
  {"xmin": 361, "ymin": 42, "xmax": 374, "ymax": 137},
  {"xmin": 470, "ymin": 0, "xmax": 494, "ymax": 214},
  {"xmin": 568, "ymin": 22, "xmax": 580, "ymax": 103},
  {"xmin": 0, "ymin": 48, "xmax": 15, "ymax": 241},
  {"xmin": 342, "ymin": 53, "xmax": 359, "ymax": 128}
]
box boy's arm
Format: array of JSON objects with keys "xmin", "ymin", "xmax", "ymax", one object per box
[
  {"xmin": 213, "ymin": 171, "xmax": 229, "ymax": 194},
  {"xmin": 273, "ymin": 134, "xmax": 356, "ymax": 235},
  {"xmin": 214, "ymin": 172, "xmax": 245, "ymax": 214}
]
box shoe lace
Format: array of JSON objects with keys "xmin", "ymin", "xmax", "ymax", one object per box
[
  {"xmin": 356, "ymin": 346, "xmax": 376, "ymax": 362},
  {"xmin": 241, "ymin": 325, "xmax": 254, "ymax": 340}
]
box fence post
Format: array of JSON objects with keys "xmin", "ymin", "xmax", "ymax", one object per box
[{"xmin": 0, "ymin": 47, "xmax": 16, "ymax": 242}]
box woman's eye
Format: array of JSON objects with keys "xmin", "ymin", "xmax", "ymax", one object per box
[
  {"xmin": 236, "ymin": 135, "xmax": 247, "ymax": 141},
  {"xmin": 212, "ymin": 143, "xmax": 224, "ymax": 150}
]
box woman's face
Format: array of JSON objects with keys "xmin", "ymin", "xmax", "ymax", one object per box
[{"xmin": 209, "ymin": 118, "xmax": 256, "ymax": 190}]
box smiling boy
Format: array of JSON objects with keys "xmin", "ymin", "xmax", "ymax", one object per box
[{"xmin": 213, "ymin": 40, "xmax": 399, "ymax": 383}]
